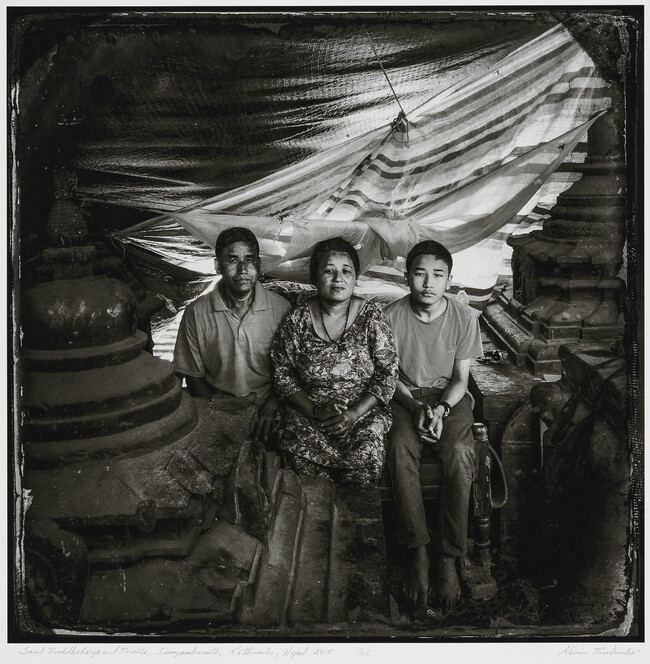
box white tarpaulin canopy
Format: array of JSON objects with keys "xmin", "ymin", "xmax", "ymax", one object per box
[{"xmin": 109, "ymin": 22, "xmax": 609, "ymax": 309}]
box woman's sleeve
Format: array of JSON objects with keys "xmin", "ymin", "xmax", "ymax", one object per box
[
  {"xmin": 270, "ymin": 309, "xmax": 304, "ymax": 400},
  {"xmin": 366, "ymin": 304, "xmax": 399, "ymax": 406}
]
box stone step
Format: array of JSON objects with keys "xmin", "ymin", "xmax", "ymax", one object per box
[
  {"xmin": 235, "ymin": 472, "xmax": 391, "ymax": 627},
  {"xmin": 238, "ymin": 470, "xmax": 304, "ymax": 626},
  {"xmin": 326, "ymin": 486, "xmax": 390, "ymax": 624},
  {"xmin": 87, "ymin": 503, "xmax": 220, "ymax": 566},
  {"xmin": 25, "ymin": 464, "xmax": 158, "ymax": 532},
  {"xmin": 25, "ymin": 388, "xmax": 197, "ymax": 466},
  {"xmin": 287, "ymin": 478, "xmax": 333, "ymax": 625},
  {"xmin": 21, "ymin": 330, "xmax": 148, "ymax": 372},
  {"xmin": 23, "ymin": 376, "xmax": 183, "ymax": 442},
  {"xmin": 22, "ymin": 350, "xmax": 176, "ymax": 419},
  {"xmin": 79, "ymin": 518, "xmax": 260, "ymax": 626}
]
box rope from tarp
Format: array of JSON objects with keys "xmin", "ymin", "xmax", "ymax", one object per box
[{"xmin": 364, "ymin": 28, "xmax": 407, "ymax": 119}]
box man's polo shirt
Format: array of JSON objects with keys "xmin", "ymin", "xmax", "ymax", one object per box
[{"xmin": 174, "ymin": 280, "xmax": 291, "ymax": 401}]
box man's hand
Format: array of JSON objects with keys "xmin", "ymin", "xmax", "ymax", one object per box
[
  {"xmin": 250, "ymin": 395, "xmax": 279, "ymax": 442},
  {"xmin": 427, "ymin": 406, "xmax": 445, "ymax": 443},
  {"xmin": 412, "ymin": 401, "xmax": 434, "ymax": 442},
  {"xmin": 412, "ymin": 401, "xmax": 443, "ymax": 445}
]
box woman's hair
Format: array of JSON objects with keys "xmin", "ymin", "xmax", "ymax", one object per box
[
  {"xmin": 214, "ymin": 226, "xmax": 260, "ymax": 259},
  {"xmin": 405, "ymin": 240, "xmax": 453, "ymax": 275},
  {"xmin": 309, "ymin": 237, "xmax": 360, "ymax": 284}
]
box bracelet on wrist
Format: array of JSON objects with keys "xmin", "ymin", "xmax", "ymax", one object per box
[{"xmin": 435, "ymin": 400, "xmax": 451, "ymax": 418}]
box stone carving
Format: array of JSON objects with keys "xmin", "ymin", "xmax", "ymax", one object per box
[
  {"xmin": 530, "ymin": 344, "xmax": 630, "ymax": 626},
  {"xmin": 481, "ymin": 15, "xmax": 632, "ymax": 375}
]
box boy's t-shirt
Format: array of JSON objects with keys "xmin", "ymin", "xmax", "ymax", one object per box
[{"xmin": 384, "ymin": 294, "xmax": 483, "ymax": 391}]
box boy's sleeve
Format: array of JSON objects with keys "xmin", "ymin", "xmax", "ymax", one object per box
[
  {"xmin": 173, "ymin": 308, "xmax": 206, "ymax": 378},
  {"xmin": 455, "ymin": 310, "xmax": 484, "ymax": 360}
]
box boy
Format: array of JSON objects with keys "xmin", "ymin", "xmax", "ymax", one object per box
[
  {"xmin": 174, "ymin": 226, "xmax": 290, "ymax": 441},
  {"xmin": 385, "ymin": 240, "xmax": 482, "ymax": 613}
]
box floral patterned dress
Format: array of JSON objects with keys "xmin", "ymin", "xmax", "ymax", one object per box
[{"xmin": 271, "ymin": 298, "xmax": 398, "ymax": 487}]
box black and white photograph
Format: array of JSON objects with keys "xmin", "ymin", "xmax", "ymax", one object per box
[{"xmin": 5, "ymin": 3, "xmax": 644, "ymax": 656}]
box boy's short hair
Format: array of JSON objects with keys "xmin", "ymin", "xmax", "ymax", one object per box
[
  {"xmin": 309, "ymin": 237, "xmax": 360, "ymax": 285},
  {"xmin": 405, "ymin": 240, "xmax": 453, "ymax": 275},
  {"xmin": 215, "ymin": 227, "xmax": 260, "ymax": 259}
]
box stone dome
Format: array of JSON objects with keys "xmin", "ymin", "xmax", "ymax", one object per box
[{"xmin": 21, "ymin": 276, "xmax": 137, "ymax": 350}]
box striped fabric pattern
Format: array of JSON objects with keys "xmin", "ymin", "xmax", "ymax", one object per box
[{"xmin": 115, "ymin": 24, "xmax": 610, "ymax": 306}]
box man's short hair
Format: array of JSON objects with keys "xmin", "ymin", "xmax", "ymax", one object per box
[
  {"xmin": 309, "ymin": 237, "xmax": 360, "ymax": 285},
  {"xmin": 214, "ymin": 226, "xmax": 260, "ymax": 259},
  {"xmin": 405, "ymin": 240, "xmax": 453, "ymax": 275}
]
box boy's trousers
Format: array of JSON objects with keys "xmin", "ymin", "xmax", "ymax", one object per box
[{"xmin": 386, "ymin": 391, "xmax": 476, "ymax": 557}]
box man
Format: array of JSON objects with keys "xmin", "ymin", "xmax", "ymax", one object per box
[
  {"xmin": 174, "ymin": 226, "xmax": 291, "ymax": 441},
  {"xmin": 385, "ymin": 240, "xmax": 483, "ymax": 614}
]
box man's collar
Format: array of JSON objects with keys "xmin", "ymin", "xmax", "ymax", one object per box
[
  {"xmin": 209, "ymin": 282, "xmax": 228, "ymax": 311},
  {"xmin": 210, "ymin": 280, "xmax": 267, "ymax": 312},
  {"xmin": 252, "ymin": 281, "xmax": 268, "ymax": 311}
]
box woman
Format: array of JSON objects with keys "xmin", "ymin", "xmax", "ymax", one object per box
[{"xmin": 271, "ymin": 237, "xmax": 398, "ymax": 487}]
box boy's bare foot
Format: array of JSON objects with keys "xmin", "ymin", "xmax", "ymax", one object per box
[
  {"xmin": 436, "ymin": 554, "xmax": 461, "ymax": 613},
  {"xmin": 402, "ymin": 545, "xmax": 429, "ymax": 607}
]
